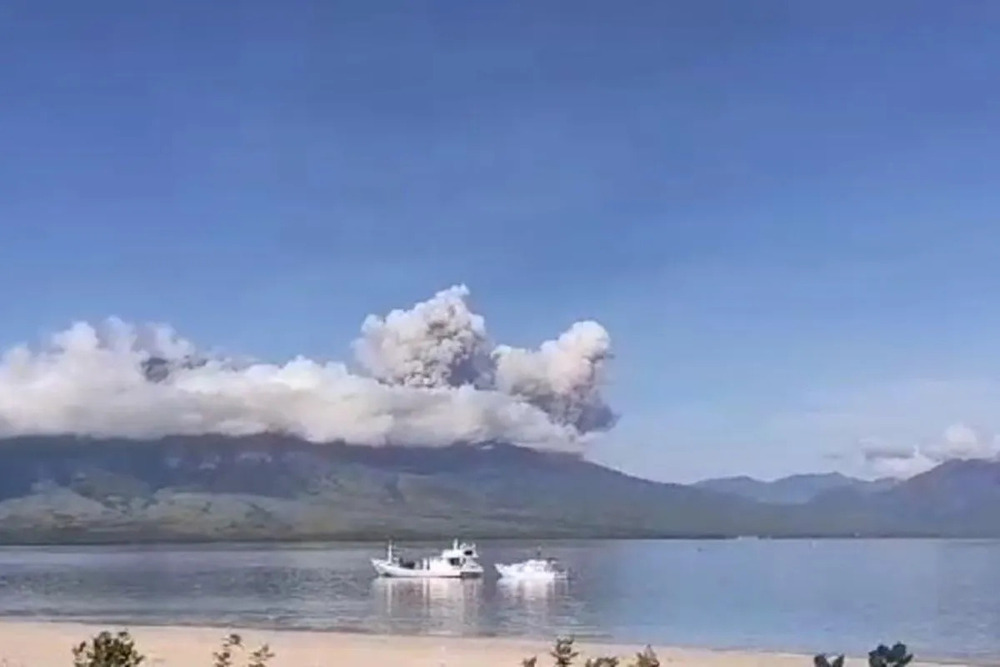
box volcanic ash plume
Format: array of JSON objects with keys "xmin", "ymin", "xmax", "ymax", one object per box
[
  {"xmin": 353, "ymin": 285, "xmax": 493, "ymax": 389},
  {"xmin": 0, "ymin": 285, "xmax": 616, "ymax": 451},
  {"xmin": 494, "ymin": 321, "xmax": 616, "ymax": 433}
]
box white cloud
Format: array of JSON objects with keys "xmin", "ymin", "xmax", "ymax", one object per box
[
  {"xmin": 0, "ymin": 285, "xmax": 616, "ymax": 451},
  {"xmin": 859, "ymin": 422, "xmax": 1000, "ymax": 478},
  {"xmin": 767, "ymin": 380, "xmax": 1000, "ymax": 478}
]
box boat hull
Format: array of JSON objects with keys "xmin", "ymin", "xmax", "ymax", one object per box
[
  {"xmin": 372, "ymin": 559, "xmax": 483, "ymax": 579},
  {"xmin": 495, "ymin": 562, "xmax": 567, "ymax": 581}
]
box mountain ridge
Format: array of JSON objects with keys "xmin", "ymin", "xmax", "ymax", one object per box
[
  {"xmin": 0, "ymin": 434, "xmax": 996, "ymax": 543},
  {"xmin": 694, "ymin": 472, "xmax": 899, "ymax": 504},
  {"xmin": 0, "ymin": 434, "xmax": 772, "ymax": 543}
]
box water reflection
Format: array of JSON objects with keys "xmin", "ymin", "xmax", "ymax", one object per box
[
  {"xmin": 497, "ymin": 577, "xmax": 559, "ymax": 604},
  {"xmin": 496, "ymin": 577, "xmax": 566, "ymax": 633},
  {"xmin": 370, "ymin": 578, "xmax": 483, "ymax": 635},
  {"xmin": 3, "ymin": 541, "xmax": 1000, "ymax": 657}
]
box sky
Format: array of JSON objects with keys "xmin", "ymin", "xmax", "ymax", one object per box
[{"xmin": 2, "ymin": 0, "xmax": 1000, "ymax": 482}]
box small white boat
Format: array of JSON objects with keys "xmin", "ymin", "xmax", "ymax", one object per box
[
  {"xmin": 495, "ymin": 552, "xmax": 567, "ymax": 581},
  {"xmin": 371, "ymin": 539, "xmax": 484, "ymax": 579}
]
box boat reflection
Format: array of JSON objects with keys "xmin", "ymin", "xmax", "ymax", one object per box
[
  {"xmin": 370, "ymin": 577, "xmax": 483, "ymax": 635},
  {"xmin": 497, "ymin": 576, "xmax": 563, "ymax": 603},
  {"xmin": 496, "ymin": 576, "xmax": 568, "ymax": 630}
]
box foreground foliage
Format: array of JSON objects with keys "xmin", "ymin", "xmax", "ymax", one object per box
[
  {"xmin": 815, "ymin": 642, "xmax": 914, "ymax": 667},
  {"xmin": 867, "ymin": 643, "xmax": 914, "ymax": 667},
  {"xmin": 212, "ymin": 633, "xmax": 275, "ymax": 667},
  {"xmin": 67, "ymin": 629, "xmax": 914, "ymax": 667},
  {"xmin": 523, "ymin": 637, "xmax": 660, "ymax": 667},
  {"xmin": 71, "ymin": 631, "xmax": 273, "ymax": 667},
  {"xmin": 72, "ymin": 632, "xmax": 144, "ymax": 667}
]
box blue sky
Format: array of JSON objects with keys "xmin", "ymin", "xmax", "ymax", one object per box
[{"xmin": 3, "ymin": 1, "xmax": 1000, "ymax": 482}]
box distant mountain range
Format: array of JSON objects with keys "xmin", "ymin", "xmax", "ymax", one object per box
[
  {"xmin": 694, "ymin": 472, "xmax": 899, "ymax": 504},
  {"xmin": 0, "ymin": 434, "xmax": 997, "ymax": 543}
]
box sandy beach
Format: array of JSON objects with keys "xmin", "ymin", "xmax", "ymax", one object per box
[{"xmin": 0, "ymin": 621, "xmax": 968, "ymax": 667}]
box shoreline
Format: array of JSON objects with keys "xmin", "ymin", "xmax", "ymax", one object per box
[
  {"xmin": 0, "ymin": 620, "xmax": 982, "ymax": 667},
  {"xmin": 0, "ymin": 535, "xmax": 992, "ymax": 548}
]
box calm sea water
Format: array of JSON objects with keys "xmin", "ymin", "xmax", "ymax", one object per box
[{"xmin": 0, "ymin": 539, "xmax": 998, "ymax": 660}]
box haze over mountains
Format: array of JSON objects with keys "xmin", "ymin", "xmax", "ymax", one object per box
[
  {"xmin": 1, "ymin": 286, "xmax": 998, "ymax": 543},
  {"xmin": 694, "ymin": 473, "xmax": 899, "ymax": 505}
]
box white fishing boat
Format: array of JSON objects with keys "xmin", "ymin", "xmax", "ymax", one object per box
[
  {"xmin": 371, "ymin": 539, "xmax": 484, "ymax": 579},
  {"xmin": 495, "ymin": 551, "xmax": 567, "ymax": 581}
]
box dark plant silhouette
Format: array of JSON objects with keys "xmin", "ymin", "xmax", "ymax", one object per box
[
  {"xmin": 815, "ymin": 641, "xmax": 913, "ymax": 667},
  {"xmin": 525, "ymin": 637, "xmax": 660, "ymax": 667},
  {"xmin": 73, "ymin": 628, "xmax": 919, "ymax": 667},
  {"xmin": 868, "ymin": 643, "xmax": 913, "ymax": 667},
  {"xmin": 248, "ymin": 643, "xmax": 276, "ymax": 667},
  {"xmin": 213, "ymin": 633, "xmax": 275, "ymax": 667},
  {"xmin": 213, "ymin": 634, "xmax": 243, "ymax": 667},
  {"xmin": 631, "ymin": 646, "xmax": 660, "ymax": 667},
  {"xmin": 72, "ymin": 631, "xmax": 145, "ymax": 667},
  {"xmin": 551, "ymin": 637, "xmax": 580, "ymax": 667},
  {"xmin": 814, "ymin": 654, "xmax": 845, "ymax": 667},
  {"xmin": 584, "ymin": 658, "xmax": 619, "ymax": 667},
  {"xmin": 70, "ymin": 629, "xmax": 274, "ymax": 667}
]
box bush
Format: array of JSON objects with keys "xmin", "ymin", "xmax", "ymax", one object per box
[
  {"xmin": 72, "ymin": 631, "xmax": 144, "ymax": 667},
  {"xmin": 71, "ymin": 630, "xmax": 274, "ymax": 667},
  {"xmin": 70, "ymin": 628, "xmax": 910, "ymax": 667},
  {"xmin": 524, "ymin": 637, "xmax": 659, "ymax": 667},
  {"xmin": 815, "ymin": 642, "xmax": 914, "ymax": 667},
  {"xmin": 868, "ymin": 643, "xmax": 913, "ymax": 667},
  {"xmin": 213, "ymin": 634, "xmax": 275, "ymax": 667},
  {"xmin": 815, "ymin": 654, "xmax": 845, "ymax": 667}
]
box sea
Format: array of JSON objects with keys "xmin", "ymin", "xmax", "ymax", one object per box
[{"xmin": 0, "ymin": 539, "xmax": 998, "ymax": 661}]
